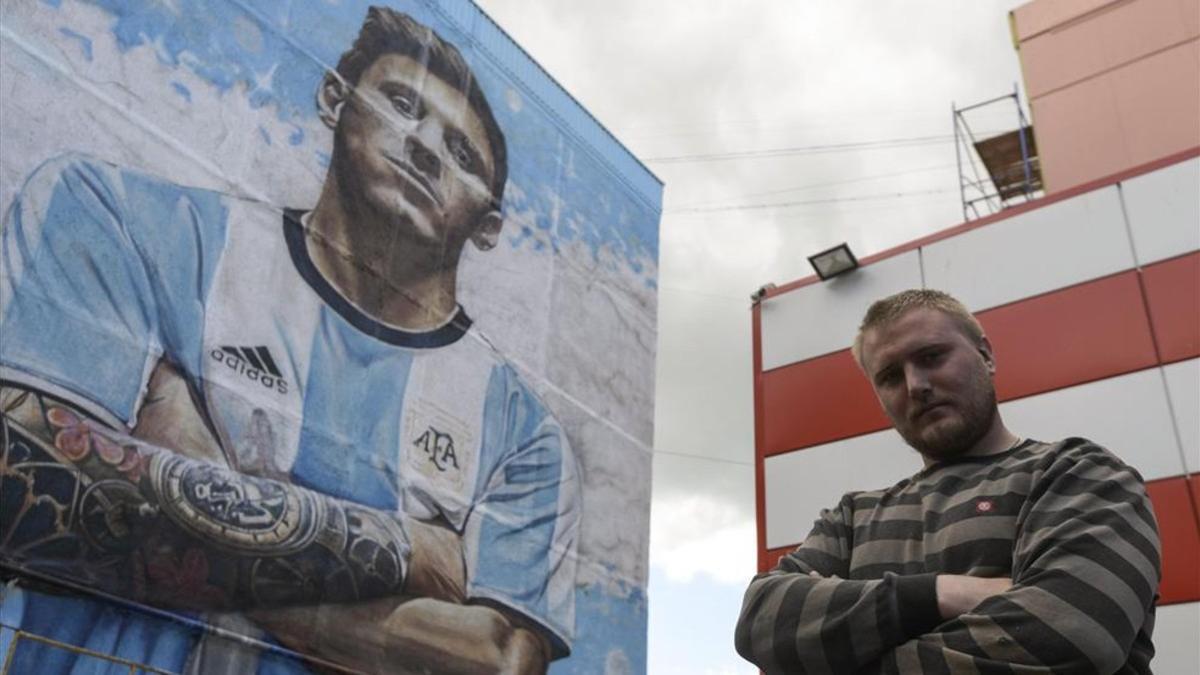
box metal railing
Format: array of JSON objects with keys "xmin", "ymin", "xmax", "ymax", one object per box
[
  {"xmin": 1, "ymin": 624, "xmax": 176, "ymax": 675},
  {"xmin": 1, "ymin": 563, "xmax": 361, "ymax": 675}
]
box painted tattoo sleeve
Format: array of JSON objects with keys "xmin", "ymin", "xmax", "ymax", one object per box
[{"xmin": 0, "ymin": 384, "xmax": 411, "ymax": 611}]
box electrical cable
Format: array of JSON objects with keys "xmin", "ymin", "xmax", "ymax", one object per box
[
  {"xmin": 666, "ymin": 187, "xmax": 955, "ymax": 215},
  {"xmin": 643, "ymin": 134, "xmax": 957, "ymax": 164},
  {"xmin": 672, "ymin": 163, "xmax": 957, "ymax": 210}
]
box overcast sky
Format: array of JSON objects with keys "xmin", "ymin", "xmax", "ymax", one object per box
[{"xmin": 474, "ymin": 2, "xmax": 1027, "ymax": 672}]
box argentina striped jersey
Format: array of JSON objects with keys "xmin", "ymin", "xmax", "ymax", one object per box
[{"xmin": 0, "ymin": 155, "xmax": 579, "ymax": 671}]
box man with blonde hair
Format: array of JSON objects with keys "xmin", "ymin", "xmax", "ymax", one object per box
[{"xmin": 736, "ymin": 288, "xmax": 1160, "ymax": 674}]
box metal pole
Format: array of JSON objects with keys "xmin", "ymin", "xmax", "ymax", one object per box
[
  {"xmin": 1, "ymin": 629, "xmax": 19, "ymax": 675},
  {"xmin": 1014, "ymin": 84, "xmax": 1033, "ymax": 199},
  {"xmin": 953, "ymin": 102, "xmax": 968, "ymax": 221}
]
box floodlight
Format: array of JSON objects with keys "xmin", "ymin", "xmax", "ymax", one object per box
[{"xmin": 808, "ymin": 243, "xmax": 858, "ymax": 281}]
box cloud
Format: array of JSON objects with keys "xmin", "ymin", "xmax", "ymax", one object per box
[
  {"xmin": 475, "ymin": 2, "xmax": 1028, "ymax": 670},
  {"xmin": 650, "ymin": 494, "xmax": 756, "ymax": 585}
]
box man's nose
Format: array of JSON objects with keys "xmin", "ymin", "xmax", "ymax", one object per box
[
  {"xmin": 905, "ymin": 365, "xmax": 932, "ymax": 400},
  {"xmin": 405, "ymin": 121, "xmax": 442, "ymax": 178}
]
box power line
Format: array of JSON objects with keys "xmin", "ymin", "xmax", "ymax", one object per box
[
  {"xmin": 657, "ymin": 285, "xmax": 747, "ymax": 302},
  {"xmin": 671, "ymin": 163, "xmax": 957, "ymax": 210},
  {"xmin": 666, "ymin": 187, "xmax": 955, "ymax": 215},
  {"xmin": 643, "ymin": 134, "xmax": 956, "ymax": 164},
  {"xmin": 614, "ymin": 110, "xmax": 1018, "ymax": 142},
  {"xmin": 643, "ymin": 129, "xmax": 1006, "ymax": 165},
  {"xmin": 652, "ymin": 447, "xmax": 753, "ymax": 467}
]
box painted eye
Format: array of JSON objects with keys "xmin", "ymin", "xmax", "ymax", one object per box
[
  {"xmin": 447, "ymin": 135, "xmax": 477, "ymax": 171},
  {"xmin": 390, "ymin": 93, "xmax": 418, "ymax": 117}
]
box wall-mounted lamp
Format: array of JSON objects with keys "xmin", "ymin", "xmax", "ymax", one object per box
[{"xmin": 808, "ymin": 243, "xmax": 858, "ymax": 281}]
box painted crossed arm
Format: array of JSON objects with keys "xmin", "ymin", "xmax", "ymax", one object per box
[
  {"xmin": 0, "ymin": 380, "xmax": 414, "ymax": 611},
  {"xmin": 0, "ymin": 377, "xmax": 549, "ymax": 674}
]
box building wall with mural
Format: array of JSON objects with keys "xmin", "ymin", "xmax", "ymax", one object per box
[{"xmin": 0, "ymin": 1, "xmax": 660, "ymax": 674}]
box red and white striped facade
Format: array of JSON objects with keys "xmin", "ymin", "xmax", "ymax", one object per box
[{"xmin": 751, "ymin": 149, "xmax": 1199, "ymax": 672}]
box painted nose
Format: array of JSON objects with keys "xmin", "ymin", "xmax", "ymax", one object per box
[{"xmin": 405, "ymin": 121, "xmax": 442, "ymax": 179}]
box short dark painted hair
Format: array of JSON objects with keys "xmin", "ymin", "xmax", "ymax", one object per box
[{"xmin": 335, "ymin": 6, "xmax": 507, "ymax": 202}]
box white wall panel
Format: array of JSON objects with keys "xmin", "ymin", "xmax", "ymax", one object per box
[
  {"xmin": 1163, "ymin": 358, "xmax": 1200, "ymax": 473},
  {"xmin": 764, "ymin": 429, "xmax": 920, "ymax": 548},
  {"xmin": 1152, "ymin": 602, "xmax": 1200, "ymax": 675},
  {"xmin": 999, "ymin": 368, "xmax": 1186, "ymax": 481},
  {"xmin": 923, "ymin": 186, "xmax": 1135, "ymax": 312},
  {"xmin": 1122, "ymin": 157, "xmax": 1200, "ymax": 266},
  {"xmin": 760, "ymin": 251, "xmax": 922, "ymax": 371}
]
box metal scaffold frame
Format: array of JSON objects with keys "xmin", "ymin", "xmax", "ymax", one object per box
[{"xmin": 953, "ymin": 84, "xmax": 1042, "ymax": 221}]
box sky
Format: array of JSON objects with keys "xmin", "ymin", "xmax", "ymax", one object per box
[{"xmin": 472, "ymin": 2, "xmax": 1028, "ymax": 672}]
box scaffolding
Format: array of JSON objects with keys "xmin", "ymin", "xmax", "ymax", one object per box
[{"xmin": 953, "ymin": 85, "xmax": 1043, "ymax": 221}]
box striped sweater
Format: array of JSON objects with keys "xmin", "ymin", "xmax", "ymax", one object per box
[{"xmin": 735, "ymin": 438, "xmax": 1160, "ymax": 674}]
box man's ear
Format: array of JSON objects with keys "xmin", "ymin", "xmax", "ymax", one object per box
[
  {"xmin": 978, "ymin": 336, "xmax": 996, "ymax": 374},
  {"xmin": 469, "ymin": 210, "xmax": 504, "ymax": 251},
  {"xmin": 318, "ymin": 72, "xmax": 349, "ymax": 130}
]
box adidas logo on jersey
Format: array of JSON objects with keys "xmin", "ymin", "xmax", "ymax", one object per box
[{"xmin": 210, "ymin": 345, "xmax": 289, "ymax": 394}]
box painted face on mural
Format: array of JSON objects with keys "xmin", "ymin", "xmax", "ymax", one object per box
[
  {"xmin": 323, "ymin": 52, "xmax": 501, "ymax": 254},
  {"xmin": 859, "ymin": 307, "xmax": 999, "ymax": 461}
]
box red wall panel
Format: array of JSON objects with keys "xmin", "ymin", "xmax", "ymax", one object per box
[
  {"xmin": 1142, "ymin": 251, "xmax": 1200, "ymax": 364},
  {"xmin": 979, "ymin": 271, "xmax": 1159, "ymax": 402},
  {"xmin": 1146, "ymin": 476, "xmax": 1200, "ymax": 604},
  {"xmin": 760, "ymin": 349, "xmax": 889, "ymax": 456},
  {"xmin": 762, "ymin": 546, "xmax": 791, "ymax": 573}
]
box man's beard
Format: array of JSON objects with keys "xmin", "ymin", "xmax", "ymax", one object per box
[{"xmin": 901, "ymin": 376, "xmax": 998, "ymax": 461}]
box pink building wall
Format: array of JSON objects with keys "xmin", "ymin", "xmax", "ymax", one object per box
[{"xmin": 1011, "ymin": 0, "xmax": 1200, "ymax": 192}]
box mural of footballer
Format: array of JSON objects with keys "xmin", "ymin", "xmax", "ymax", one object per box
[{"xmin": 0, "ymin": 6, "xmax": 579, "ymax": 674}]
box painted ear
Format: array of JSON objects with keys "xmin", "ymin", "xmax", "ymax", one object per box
[
  {"xmin": 317, "ymin": 72, "xmax": 349, "ymax": 129},
  {"xmin": 469, "ymin": 210, "xmax": 504, "ymax": 251}
]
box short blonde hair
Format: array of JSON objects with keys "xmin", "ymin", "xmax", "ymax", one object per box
[{"xmin": 851, "ymin": 289, "xmax": 985, "ymax": 369}]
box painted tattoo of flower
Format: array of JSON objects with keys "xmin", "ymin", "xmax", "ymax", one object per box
[
  {"xmin": 48, "ymin": 407, "xmax": 94, "ymax": 461},
  {"xmin": 48, "ymin": 406, "xmax": 150, "ymax": 481}
]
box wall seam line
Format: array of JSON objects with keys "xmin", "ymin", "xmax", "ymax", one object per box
[
  {"xmin": 1025, "ymin": 35, "xmax": 1199, "ymax": 102},
  {"xmin": 1118, "ymin": 182, "xmax": 1194, "ymax": 478}
]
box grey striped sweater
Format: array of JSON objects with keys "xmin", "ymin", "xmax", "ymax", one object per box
[{"xmin": 735, "ymin": 438, "xmax": 1160, "ymax": 674}]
